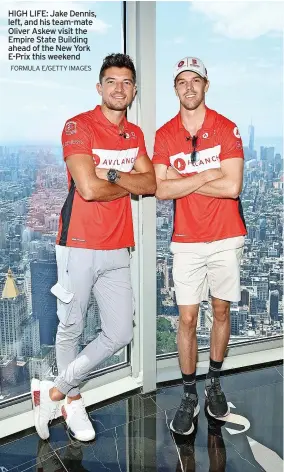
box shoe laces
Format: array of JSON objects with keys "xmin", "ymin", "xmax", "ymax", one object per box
[
  {"xmin": 69, "ymin": 399, "xmax": 89, "ymax": 423},
  {"xmin": 180, "ymin": 393, "xmax": 197, "ymax": 413},
  {"xmin": 209, "ymin": 378, "xmax": 223, "ymax": 397}
]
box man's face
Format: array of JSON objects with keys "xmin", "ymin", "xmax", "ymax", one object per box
[
  {"xmin": 96, "ymin": 67, "xmax": 136, "ymax": 111},
  {"xmin": 175, "ymin": 71, "xmax": 209, "ymax": 111}
]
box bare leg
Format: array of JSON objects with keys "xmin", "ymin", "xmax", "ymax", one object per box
[
  {"xmin": 210, "ymin": 297, "xmax": 230, "ymax": 362},
  {"xmin": 49, "ymin": 387, "xmax": 81, "ymax": 404},
  {"xmin": 177, "ymin": 304, "xmax": 199, "ymax": 374}
]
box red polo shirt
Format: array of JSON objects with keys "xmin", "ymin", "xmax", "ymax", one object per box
[
  {"xmin": 56, "ymin": 105, "xmax": 147, "ymax": 249},
  {"xmin": 153, "ymin": 107, "xmax": 247, "ymax": 242}
]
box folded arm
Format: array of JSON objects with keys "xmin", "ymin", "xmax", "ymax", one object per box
[
  {"xmin": 195, "ymin": 158, "xmax": 244, "ymax": 198},
  {"xmin": 66, "ymin": 153, "xmax": 129, "ymax": 202},
  {"xmin": 154, "ymin": 164, "xmax": 222, "ymax": 200},
  {"xmin": 95, "ymin": 154, "xmax": 157, "ymax": 196}
]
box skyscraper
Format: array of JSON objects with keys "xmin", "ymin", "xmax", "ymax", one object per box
[
  {"xmin": 248, "ymin": 123, "xmax": 254, "ymax": 154},
  {"xmin": 31, "ymin": 260, "xmax": 58, "ymax": 346},
  {"xmin": 0, "ymin": 269, "xmax": 27, "ymax": 357},
  {"xmin": 230, "ymin": 309, "xmax": 240, "ymax": 336},
  {"xmin": 269, "ymin": 290, "xmax": 279, "ymax": 322}
]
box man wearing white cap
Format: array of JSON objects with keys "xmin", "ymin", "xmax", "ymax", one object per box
[{"xmin": 153, "ymin": 57, "xmax": 247, "ymax": 435}]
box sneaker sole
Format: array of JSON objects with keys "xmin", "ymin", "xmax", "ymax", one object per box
[
  {"xmin": 31, "ymin": 378, "xmax": 49, "ymax": 440},
  {"xmin": 169, "ymin": 403, "xmax": 200, "ymax": 435},
  {"xmin": 62, "ymin": 405, "xmax": 96, "ymax": 443},
  {"xmin": 204, "ymin": 389, "xmax": 230, "ymax": 418}
]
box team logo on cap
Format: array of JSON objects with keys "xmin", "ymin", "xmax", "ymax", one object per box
[
  {"xmin": 93, "ymin": 154, "xmax": 100, "ymax": 166},
  {"xmin": 190, "ymin": 58, "xmax": 200, "ymax": 68},
  {"xmin": 233, "ymin": 127, "xmax": 241, "ymax": 138},
  {"xmin": 65, "ymin": 121, "xmax": 77, "ymax": 135},
  {"xmin": 178, "ymin": 60, "xmax": 185, "ymax": 68}
]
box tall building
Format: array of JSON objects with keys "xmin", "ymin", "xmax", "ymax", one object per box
[
  {"xmin": 252, "ymin": 275, "xmax": 269, "ymax": 301},
  {"xmin": 259, "ymin": 218, "xmax": 266, "ymax": 242},
  {"xmin": 269, "ymin": 290, "xmax": 279, "ymax": 322},
  {"xmin": 239, "ymin": 288, "xmax": 250, "ymax": 307},
  {"xmin": 0, "ymin": 269, "xmax": 28, "ymax": 357},
  {"xmin": 31, "ymin": 260, "xmax": 58, "ymax": 346},
  {"xmin": 260, "ymin": 146, "xmax": 275, "ymax": 162},
  {"xmin": 274, "ymin": 153, "xmax": 282, "ymax": 171},
  {"xmin": 22, "ymin": 316, "xmax": 40, "ymax": 357},
  {"xmin": 24, "ymin": 267, "xmax": 32, "ymax": 315},
  {"xmin": 230, "ymin": 309, "xmax": 240, "ymax": 336},
  {"xmin": 248, "ymin": 123, "xmax": 255, "ymax": 156}
]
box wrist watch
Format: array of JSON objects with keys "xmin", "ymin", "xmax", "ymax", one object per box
[{"xmin": 107, "ymin": 168, "xmax": 120, "ymax": 184}]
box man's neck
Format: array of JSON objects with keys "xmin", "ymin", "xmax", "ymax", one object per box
[
  {"xmin": 101, "ymin": 103, "xmax": 126, "ymax": 127},
  {"xmin": 180, "ymin": 103, "xmax": 206, "ymax": 136}
]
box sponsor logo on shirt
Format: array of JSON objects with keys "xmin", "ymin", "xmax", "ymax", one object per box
[
  {"xmin": 233, "ymin": 127, "xmax": 241, "ymax": 138},
  {"xmin": 63, "ymin": 140, "xmax": 83, "ymax": 147},
  {"xmin": 170, "ymin": 145, "xmax": 221, "ymax": 174},
  {"xmin": 65, "ymin": 121, "xmax": 77, "ymax": 135},
  {"xmin": 92, "ymin": 148, "xmax": 139, "ymax": 172},
  {"xmin": 93, "ymin": 154, "xmax": 100, "ymax": 166}
]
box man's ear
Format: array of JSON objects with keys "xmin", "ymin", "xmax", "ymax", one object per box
[{"xmin": 96, "ymin": 82, "xmax": 102, "ymax": 96}]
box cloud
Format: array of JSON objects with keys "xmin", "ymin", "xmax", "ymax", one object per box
[
  {"xmin": 206, "ymin": 59, "xmax": 282, "ymax": 86},
  {"xmin": 191, "ymin": 1, "xmax": 284, "ymax": 39}
]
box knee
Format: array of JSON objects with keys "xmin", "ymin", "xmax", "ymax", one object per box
[
  {"xmin": 179, "ymin": 313, "xmax": 198, "ymax": 330},
  {"xmin": 213, "ymin": 308, "xmax": 230, "ymax": 323},
  {"xmin": 113, "ymin": 325, "xmax": 133, "ymax": 351}
]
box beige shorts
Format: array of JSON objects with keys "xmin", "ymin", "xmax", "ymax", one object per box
[{"xmin": 171, "ymin": 236, "xmax": 245, "ymax": 305}]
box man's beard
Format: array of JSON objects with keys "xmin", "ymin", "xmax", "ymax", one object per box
[
  {"xmin": 103, "ymin": 98, "xmax": 130, "ymax": 112},
  {"xmin": 181, "ymin": 95, "xmax": 203, "ymax": 111}
]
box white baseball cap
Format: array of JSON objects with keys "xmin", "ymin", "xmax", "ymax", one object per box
[{"xmin": 173, "ymin": 57, "xmax": 208, "ymax": 81}]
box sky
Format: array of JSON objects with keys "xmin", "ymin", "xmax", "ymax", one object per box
[
  {"xmin": 157, "ymin": 1, "xmax": 283, "ymax": 151},
  {"xmin": 0, "ymin": 1, "xmax": 283, "ymax": 153}
]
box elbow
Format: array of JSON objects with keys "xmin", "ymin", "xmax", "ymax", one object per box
[
  {"xmin": 78, "ymin": 186, "xmax": 95, "ymax": 201},
  {"xmin": 149, "ymin": 181, "xmax": 157, "ymax": 195},
  {"xmin": 143, "ymin": 176, "xmax": 157, "ymax": 196},
  {"xmin": 155, "ymin": 188, "xmax": 167, "ymax": 200},
  {"xmin": 230, "ymin": 183, "xmax": 242, "ymax": 199}
]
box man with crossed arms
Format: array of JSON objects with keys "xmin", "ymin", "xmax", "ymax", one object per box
[{"xmin": 153, "ymin": 57, "xmax": 247, "ymax": 435}]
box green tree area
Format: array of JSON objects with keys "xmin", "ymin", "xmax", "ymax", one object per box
[{"xmin": 157, "ymin": 316, "xmax": 177, "ymax": 355}]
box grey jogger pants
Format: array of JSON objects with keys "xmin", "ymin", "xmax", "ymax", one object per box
[{"xmin": 51, "ymin": 245, "xmax": 134, "ymax": 397}]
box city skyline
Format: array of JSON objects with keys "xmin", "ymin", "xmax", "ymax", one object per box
[{"xmin": 0, "ymin": 1, "xmax": 283, "ymax": 403}]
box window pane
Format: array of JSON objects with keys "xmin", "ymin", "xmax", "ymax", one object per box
[
  {"xmin": 156, "ymin": 1, "xmax": 283, "ymax": 355},
  {"xmin": 0, "ymin": 1, "xmax": 124, "ymax": 404}
]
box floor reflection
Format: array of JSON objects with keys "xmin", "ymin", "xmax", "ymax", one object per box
[
  {"xmin": 173, "ymin": 405, "xmax": 227, "ymax": 472},
  {"xmin": 0, "ymin": 365, "xmax": 283, "ymax": 472}
]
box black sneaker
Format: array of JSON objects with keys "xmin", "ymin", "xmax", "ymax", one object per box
[
  {"xmin": 205, "ymin": 377, "xmax": 230, "ymax": 418},
  {"xmin": 170, "ymin": 393, "xmax": 200, "ymax": 435}
]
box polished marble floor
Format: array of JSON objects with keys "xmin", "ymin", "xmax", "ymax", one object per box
[{"xmin": 0, "ymin": 363, "xmax": 283, "ymax": 471}]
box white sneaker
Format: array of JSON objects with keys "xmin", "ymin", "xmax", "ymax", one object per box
[
  {"xmin": 31, "ymin": 378, "xmax": 60, "ymax": 440},
  {"xmin": 62, "ymin": 397, "xmax": 95, "ymax": 442}
]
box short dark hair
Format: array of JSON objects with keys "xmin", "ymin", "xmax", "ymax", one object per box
[{"xmin": 99, "ymin": 53, "xmax": 136, "ymax": 84}]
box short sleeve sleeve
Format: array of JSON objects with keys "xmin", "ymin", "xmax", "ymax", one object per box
[
  {"xmin": 219, "ymin": 121, "xmax": 244, "ymax": 161},
  {"xmin": 61, "ymin": 118, "xmax": 92, "ymax": 160},
  {"xmin": 136, "ymin": 128, "xmax": 147, "ymax": 158},
  {"xmin": 152, "ymin": 130, "xmax": 170, "ymax": 166}
]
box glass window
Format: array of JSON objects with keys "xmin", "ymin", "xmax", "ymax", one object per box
[
  {"xmin": 0, "ymin": 1, "xmax": 124, "ymax": 404},
  {"xmin": 156, "ymin": 1, "xmax": 283, "ymax": 355}
]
